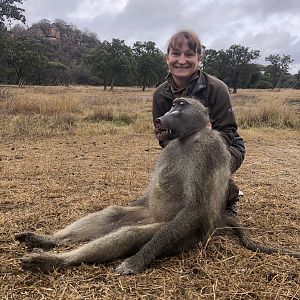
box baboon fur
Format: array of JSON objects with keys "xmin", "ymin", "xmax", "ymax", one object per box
[{"xmin": 15, "ymin": 98, "xmax": 300, "ymax": 275}]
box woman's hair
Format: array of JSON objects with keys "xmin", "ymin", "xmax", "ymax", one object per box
[{"xmin": 167, "ymin": 30, "xmax": 202, "ymax": 56}]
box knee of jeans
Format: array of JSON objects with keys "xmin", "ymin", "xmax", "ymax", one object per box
[{"xmin": 229, "ymin": 148, "xmax": 244, "ymax": 173}]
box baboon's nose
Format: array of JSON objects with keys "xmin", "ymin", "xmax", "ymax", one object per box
[{"xmin": 154, "ymin": 118, "xmax": 162, "ymax": 126}]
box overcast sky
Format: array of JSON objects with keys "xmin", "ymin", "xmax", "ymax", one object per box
[{"xmin": 15, "ymin": 0, "xmax": 300, "ymax": 73}]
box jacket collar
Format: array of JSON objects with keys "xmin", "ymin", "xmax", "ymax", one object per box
[{"xmin": 160, "ymin": 68, "xmax": 207, "ymax": 100}]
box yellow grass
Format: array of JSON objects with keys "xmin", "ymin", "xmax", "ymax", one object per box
[
  {"xmin": 0, "ymin": 86, "xmax": 154, "ymax": 138},
  {"xmin": 0, "ymin": 87, "xmax": 299, "ymax": 140},
  {"xmin": 231, "ymin": 89, "xmax": 300, "ymax": 129}
]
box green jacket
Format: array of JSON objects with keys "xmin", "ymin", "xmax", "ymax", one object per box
[{"xmin": 152, "ymin": 71, "xmax": 245, "ymax": 153}]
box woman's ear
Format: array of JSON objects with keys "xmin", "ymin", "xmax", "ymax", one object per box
[{"xmin": 165, "ymin": 53, "xmax": 169, "ymax": 64}]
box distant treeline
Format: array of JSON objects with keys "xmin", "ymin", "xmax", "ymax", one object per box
[{"xmin": 1, "ymin": 19, "xmax": 300, "ymax": 91}]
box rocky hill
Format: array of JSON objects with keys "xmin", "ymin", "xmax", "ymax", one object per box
[{"xmin": 27, "ymin": 19, "xmax": 99, "ymax": 47}]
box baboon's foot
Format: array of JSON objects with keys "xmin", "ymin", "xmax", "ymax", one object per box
[
  {"xmin": 15, "ymin": 232, "xmax": 56, "ymax": 249},
  {"xmin": 20, "ymin": 251, "xmax": 64, "ymax": 272},
  {"xmin": 115, "ymin": 259, "xmax": 145, "ymax": 275}
]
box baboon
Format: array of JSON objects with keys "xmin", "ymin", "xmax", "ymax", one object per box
[{"xmin": 15, "ymin": 98, "xmax": 300, "ymax": 275}]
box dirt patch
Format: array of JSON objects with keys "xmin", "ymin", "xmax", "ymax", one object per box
[{"xmin": 0, "ymin": 127, "xmax": 299, "ymax": 299}]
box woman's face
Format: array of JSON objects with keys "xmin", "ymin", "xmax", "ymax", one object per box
[{"xmin": 166, "ymin": 38, "xmax": 200, "ymax": 86}]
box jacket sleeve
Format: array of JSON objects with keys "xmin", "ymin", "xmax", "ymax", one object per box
[
  {"xmin": 152, "ymin": 84, "xmax": 173, "ymax": 148},
  {"xmin": 208, "ymin": 79, "xmax": 237, "ymax": 146},
  {"xmin": 152, "ymin": 88, "xmax": 169, "ymax": 122}
]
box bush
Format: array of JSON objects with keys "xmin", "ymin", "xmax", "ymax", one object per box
[
  {"xmin": 255, "ymin": 80, "xmax": 273, "ymax": 89},
  {"xmin": 0, "ymin": 88, "xmax": 11, "ymax": 101},
  {"xmin": 237, "ymin": 99, "xmax": 300, "ymax": 129},
  {"xmin": 84, "ymin": 109, "xmax": 136, "ymax": 126}
]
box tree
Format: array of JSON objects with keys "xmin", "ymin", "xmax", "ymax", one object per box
[
  {"xmin": 2, "ymin": 36, "xmax": 47, "ymax": 85},
  {"xmin": 281, "ymin": 70, "xmax": 300, "ymax": 89},
  {"xmin": 109, "ymin": 38, "xmax": 136, "ymax": 89},
  {"xmin": 0, "ymin": 0, "xmax": 26, "ymax": 29},
  {"xmin": 85, "ymin": 39, "xmax": 136, "ymax": 90},
  {"xmin": 84, "ymin": 41, "xmax": 112, "ymax": 89},
  {"xmin": 203, "ymin": 45, "xmax": 260, "ymax": 93},
  {"xmin": 132, "ymin": 41, "xmax": 166, "ymax": 90},
  {"xmin": 265, "ymin": 54, "xmax": 293, "ymax": 88},
  {"xmin": 223, "ymin": 45, "xmax": 260, "ymax": 93},
  {"xmin": 202, "ymin": 48, "xmax": 221, "ymax": 76},
  {"xmin": 43, "ymin": 61, "xmax": 70, "ymax": 85}
]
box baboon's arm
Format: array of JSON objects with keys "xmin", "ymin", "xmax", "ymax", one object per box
[
  {"xmin": 116, "ymin": 204, "xmax": 203, "ymax": 274},
  {"xmin": 128, "ymin": 192, "xmax": 149, "ymax": 207}
]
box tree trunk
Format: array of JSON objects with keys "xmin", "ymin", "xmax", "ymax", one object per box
[{"xmin": 110, "ymin": 74, "xmax": 115, "ymax": 90}]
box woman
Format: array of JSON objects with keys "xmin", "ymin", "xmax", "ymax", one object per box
[{"xmin": 153, "ymin": 30, "xmax": 245, "ymax": 215}]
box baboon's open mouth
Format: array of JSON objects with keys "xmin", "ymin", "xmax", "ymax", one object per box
[{"xmin": 154, "ymin": 119, "xmax": 174, "ymax": 141}]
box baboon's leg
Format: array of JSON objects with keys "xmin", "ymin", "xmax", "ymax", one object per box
[
  {"xmin": 15, "ymin": 206, "xmax": 153, "ymax": 249},
  {"xmin": 15, "ymin": 232, "xmax": 57, "ymax": 250},
  {"xmin": 20, "ymin": 222, "xmax": 164, "ymax": 272}
]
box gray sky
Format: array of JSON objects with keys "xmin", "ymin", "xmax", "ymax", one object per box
[{"xmin": 16, "ymin": 0, "xmax": 300, "ymax": 73}]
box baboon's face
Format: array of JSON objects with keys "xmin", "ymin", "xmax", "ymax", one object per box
[{"xmin": 154, "ymin": 98, "xmax": 208, "ymax": 142}]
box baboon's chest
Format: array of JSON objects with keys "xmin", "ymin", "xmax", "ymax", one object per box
[{"xmin": 148, "ymin": 163, "xmax": 186, "ymax": 222}]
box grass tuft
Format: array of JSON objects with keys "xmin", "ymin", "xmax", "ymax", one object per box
[
  {"xmin": 232, "ymin": 90, "xmax": 300, "ymax": 130},
  {"xmin": 84, "ymin": 108, "xmax": 136, "ymax": 126},
  {"xmin": 237, "ymin": 99, "xmax": 299, "ymax": 130}
]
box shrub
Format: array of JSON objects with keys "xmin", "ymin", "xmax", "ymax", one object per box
[
  {"xmin": 255, "ymin": 80, "xmax": 273, "ymax": 89},
  {"xmin": 0, "ymin": 88, "xmax": 12, "ymax": 101},
  {"xmin": 84, "ymin": 108, "xmax": 136, "ymax": 126},
  {"xmin": 237, "ymin": 99, "xmax": 300, "ymax": 129}
]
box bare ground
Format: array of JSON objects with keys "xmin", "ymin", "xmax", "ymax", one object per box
[{"xmin": 0, "ymin": 127, "xmax": 299, "ymax": 299}]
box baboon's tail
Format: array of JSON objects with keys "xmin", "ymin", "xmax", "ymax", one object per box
[{"xmin": 225, "ymin": 215, "xmax": 300, "ymax": 259}]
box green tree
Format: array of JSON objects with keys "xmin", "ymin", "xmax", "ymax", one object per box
[
  {"xmin": 0, "ymin": 0, "xmax": 25, "ymax": 29},
  {"xmin": 2, "ymin": 36, "xmax": 47, "ymax": 85},
  {"xmin": 132, "ymin": 41, "xmax": 166, "ymax": 90},
  {"xmin": 43, "ymin": 61, "xmax": 70, "ymax": 85},
  {"xmin": 202, "ymin": 48, "xmax": 221, "ymax": 76},
  {"xmin": 109, "ymin": 38, "xmax": 136, "ymax": 89},
  {"xmin": 282, "ymin": 70, "xmax": 300, "ymax": 89},
  {"xmin": 223, "ymin": 45, "xmax": 260, "ymax": 93},
  {"xmin": 203, "ymin": 45, "xmax": 260, "ymax": 93},
  {"xmin": 265, "ymin": 54, "xmax": 293, "ymax": 88},
  {"xmin": 238, "ymin": 63, "xmax": 262, "ymax": 89},
  {"xmin": 85, "ymin": 39, "xmax": 136, "ymax": 90},
  {"xmin": 84, "ymin": 41, "xmax": 112, "ymax": 89}
]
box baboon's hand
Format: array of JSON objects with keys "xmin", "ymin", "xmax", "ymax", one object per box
[
  {"xmin": 15, "ymin": 232, "xmax": 35, "ymax": 246},
  {"xmin": 115, "ymin": 259, "xmax": 144, "ymax": 275}
]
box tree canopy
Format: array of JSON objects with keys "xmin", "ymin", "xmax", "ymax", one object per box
[
  {"xmin": 0, "ymin": 8, "xmax": 299, "ymax": 90},
  {"xmin": 265, "ymin": 54, "xmax": 294, "ymax": 88},
  {"xmin": 132, "ymin": 41, "xmax": 167, "ymax": 90},
  {"xmin": 204, "ymin": 45, "xmax": 260, "ymax": 93}
]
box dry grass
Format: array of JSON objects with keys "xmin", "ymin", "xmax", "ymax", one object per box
[
  {"xmin": 0, "ymin": 86, "xmax": 299, "ymax": 299},
  {"xmin": 231, "ymin": 89, "xmax": 300, "ymax": 130},
  {"xmin": 0, "ymin": 86, "xmax": 153, "ymax": 138}
]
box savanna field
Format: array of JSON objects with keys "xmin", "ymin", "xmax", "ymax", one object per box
[{"xmin": 0, "ymin": 86, "xmax": 299, "ymax": 300}]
